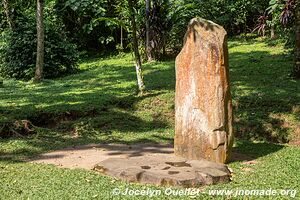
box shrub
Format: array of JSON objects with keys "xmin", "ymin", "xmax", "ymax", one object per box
[{"xmin": 0, "ymin": 16, "xmax": 79, "ymax": 80}]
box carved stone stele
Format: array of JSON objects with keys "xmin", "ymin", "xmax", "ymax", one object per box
[{"xmin": 174, "ymin": 18, "xmax": 234, "ymax": 164}]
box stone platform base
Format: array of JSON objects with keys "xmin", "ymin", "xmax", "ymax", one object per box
[{"xmin": 93, "ymin": 154, "xmax": 231, "ymax": 187}]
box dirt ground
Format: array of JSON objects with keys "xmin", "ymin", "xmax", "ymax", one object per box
[
  {"xmin": 30, "ymin": 143, "xmax": 174, "ymax": 169},
  {"xmin": 30, "ymin": 143, "xmax": 257, "ymax": 170}
]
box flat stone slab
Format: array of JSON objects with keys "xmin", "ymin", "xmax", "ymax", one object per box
[
  {"xmin": 30, "ymin": 143, "xmax": 233, "ymax": 187},
  {"xmin": 93, "ymin": 154, "xmax": 231, "ymax": 187}
]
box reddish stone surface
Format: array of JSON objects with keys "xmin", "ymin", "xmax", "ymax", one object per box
[{"xmin": 174, "ymin": 18, "xmax": 234, "ymax": 164}]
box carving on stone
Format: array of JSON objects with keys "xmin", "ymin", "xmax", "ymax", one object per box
[{"xmin": 174, "ymin": 18, "xmax": 234, "ymax": 163}]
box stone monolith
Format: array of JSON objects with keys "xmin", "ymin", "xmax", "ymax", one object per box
[{"xmin": 174, "ymin": 18, "xmax": 234, "ymax": 163}]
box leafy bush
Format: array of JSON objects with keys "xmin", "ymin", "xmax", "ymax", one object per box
[
  {"xmin": 0, "ymin": 16, "xmax": 79, "ymax": 80},
  {"xmin": 134, "ymin": 0, "xmax": 291, "ymax": 58},
  {"xmin": 54, "ymin": 0, "xmax": 118, "ymax": 51}
]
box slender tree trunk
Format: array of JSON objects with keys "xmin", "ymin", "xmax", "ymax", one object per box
[
  {"xmin": 162, "ymin": 32, "xmax": 166, "ymax": 57},
  {"xmin": 271, "ymin": 24, "xmax": 276, "ymax": 39},
  {"xmin": 120, "ymin": 27, "xmax": 123, "ymax": 50},
  {"xmin": 145, "ymin": 0, "xmax": 153, "ymax": 61},
  {"xmin": 34, "ymin": 0, "xmax": 45, "ymax": 81},
  {"xmin": 128, "ymin": 0, "xmax": 145, "ymax": 93},
  {"xmin": 128, "ymin": 0, "xmax": 146, "ymax": 93},
  {"xmin": 2, "ymin": 0, "xmax": 14, "ymax": 29},
  {"xmin": 293, "ymin": 0, "xmax": 300, "ymax": 78}
]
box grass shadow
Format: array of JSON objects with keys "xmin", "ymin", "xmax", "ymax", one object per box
[
  {"xmin": 1, "ymin": 39, "xmax": 299, "ymax": 164},
  {"xmin": 229, "ymin": 48, "xmax": 299, "ymax": 142},
  {"xmin": 230, "ymin": 140, "xmax": 285, "ymax": 163}
]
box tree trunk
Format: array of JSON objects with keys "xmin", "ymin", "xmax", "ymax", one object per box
[
  {"xmin": 128, "ymin": 0, "xmax": 146, "ymax": 93},
  {"xmin": 120, "ymin": 27, "xmax": 123, "ymax": 50},
  {"xmin": 271, "ymin": 24, "xmax": 276, "ymax": 39},
  {"xmin": 34, "ymin": 0, "xmax": 45, "ymax": 81},
  {"xmin": 162, "ymin": 32, "xmax": 166, "ymax": 57},
  {"xmin": 293, "ymin": 0, "xmax": 300, "ymax": 79},
  {"xmin": 145, "ymin": 0, "xmax": 153, "ymax": 61},
  {"xmin": 2, "ymin": 0, "xmax": 14, "ymax": 29}
]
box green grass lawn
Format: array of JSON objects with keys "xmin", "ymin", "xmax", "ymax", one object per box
[{"xmin": 0, "ymin": 38, "xmax": 300, "ymax": 199}]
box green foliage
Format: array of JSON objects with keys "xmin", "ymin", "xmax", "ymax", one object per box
[
  {"xmin": 55, "ymin": 0, "xmax": 121, "ymax": 51},
  {"xmin": 52, "ymin": 0, "xmax": 271, "ymax": 57},
  {"xmin": 0, "ymin": 6, "xmax": 7, "ymax": 31},
  {"xmin": 165, "ymin": 0, "xmax": 269, "ymax": 53},
  {"xmin": 1, "ymin": 0, "xmax": 292, "ymax": 60},
  {"xmin": 0, "ymin": 15, "xmax": 79, "ymax": 80},
  {"xmin": 249, "ymin": 0, "xmax": 296, "ymax": 48},
  {"xmin": 134, "ymin": 0, "xmax": 170, "ymax": 59},
  {"xmin": 166, "ymin": 0, "xmax": 206, "ymax": 52}
]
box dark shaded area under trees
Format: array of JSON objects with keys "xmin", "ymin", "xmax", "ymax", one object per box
[{"xmin": 0, "ymin": 0, "xmax": 299, "ymax": 80}]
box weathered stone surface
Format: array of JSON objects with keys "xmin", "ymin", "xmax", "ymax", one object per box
[
  {"xmin": 174, "ymin": 18, "xmax": 234, "ymax": 163},
  {"xmin": 93, "ymin": 154, "xmax": 231, "ymax": 187}
]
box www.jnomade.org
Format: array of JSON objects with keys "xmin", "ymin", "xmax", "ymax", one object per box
[{"xmin": 112, "ymin": 188, "xmax": 297, "ymax": 198}]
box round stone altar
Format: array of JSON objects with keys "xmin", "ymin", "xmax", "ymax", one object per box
[{"xmin": 93, "ymin": 154, "xmax": 231, "ymax": 187}]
